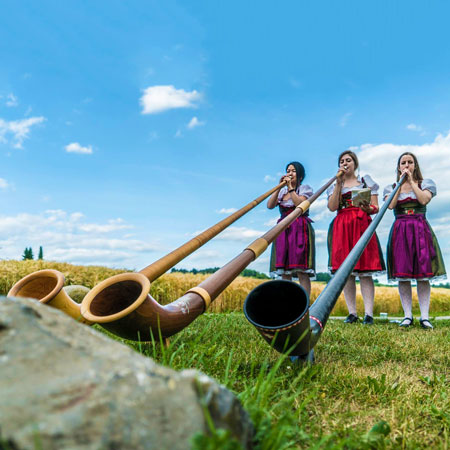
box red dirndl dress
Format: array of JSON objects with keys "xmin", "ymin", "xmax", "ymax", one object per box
[{"xmin": 327, "ymin": 191, "xmax": 385, "ymax": 274}]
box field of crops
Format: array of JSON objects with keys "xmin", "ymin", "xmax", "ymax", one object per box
[{"xmin": 2, "ymin": 260, "xmax": 450, "ymax": 316}]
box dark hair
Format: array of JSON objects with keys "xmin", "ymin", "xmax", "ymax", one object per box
[
  {"xmin": 338, "ymin": 150, "xmax": 359, "ymax": 170},
  {"xmin": 286, "ymin": 161, "xmax": 305, "ymax": 189},
  {"xmin": 396, "ymin": 152, "xmax": 423, "ymax": 182}
]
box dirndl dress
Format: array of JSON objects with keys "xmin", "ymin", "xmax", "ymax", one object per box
[
  {"xmin": 269, "ymin": 184, "xmax": 316, "ymax": 278},
  {"xmin": 327, "ymin": 175, "xmax": 385, "ymax": 276},
  {"xmin": 384, "ymin": 179, "xmax": 446, "ymax": 281}
]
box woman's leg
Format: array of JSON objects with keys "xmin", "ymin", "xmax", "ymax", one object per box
[
  {"xmin": 297, "ymin": 272, "xmax": 311, "ymax": 297},
  {"xmin": 281, "ymin": 274, "xmax": 292, "ymax": 281},
  {"xmin": 360, "ymin": 276, "xmax": 374, "ymax": 317},
  {"xmin": 398, "ymin": 280, "xmax": 413, "ymax": 318},
  {"xmin": 343, "ymin": 275, "xmax": 357, "ymax": 316},
  {"xmin": 417, "ymin": 280, "xmax": 431, "ymax": 320}
]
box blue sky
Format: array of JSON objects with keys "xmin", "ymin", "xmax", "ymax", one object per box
[{"xmin": 1, "ymin": 0, "xmax": 449, "ymax": 281}]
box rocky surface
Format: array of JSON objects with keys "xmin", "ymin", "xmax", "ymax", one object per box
[{"xmin": 0, "ymin": 296, "xmax": 254, "ymax": 449}]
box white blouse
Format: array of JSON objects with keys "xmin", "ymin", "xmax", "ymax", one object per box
[
  {"xmin": 326, "ymin": 174, "xmax": 379, "ymax": 198},
  {"xmin": 278, "ymin": 184, "xmax": 313, "ymax": 208},
  {"xmin": 383, "ymin": 178, "xmax": 436, "ymax": 201}
]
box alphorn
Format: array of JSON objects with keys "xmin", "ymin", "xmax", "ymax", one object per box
[
  {"xmin": 7, "ymin": 182, "xmax": 287, "ymax": 321},
  {"xmin": 244, "ymin": 174, "xmax": 407, "ymax": 362},
  {"xmin": 80, "ymin": 171, "xmax": 344, "ymax": 340}
]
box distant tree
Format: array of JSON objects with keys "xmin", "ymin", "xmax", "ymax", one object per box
[
  {"xmin": 171, "ymin": 267, "xmax": 269, "ymax": 279},
  {"xmin": 240, "ymin": 269, "xmax": 270, "ymax": 279},
  {"xmin": 315, "ymin": 272, "xmax": 331, "ymax": 282},
  {"xmin": 22, "ymin": 247, "xmax": 34, "ymax": 260},
  {"xmin": 38, "ymin": 246, "xmax": 44, "ymax": 260}
]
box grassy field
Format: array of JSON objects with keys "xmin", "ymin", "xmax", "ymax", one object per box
[
  {"xmin": 2, "ymin": 260, "xmax": 450, "ymax": 448},
  {"xmin": 2, "ymin": 260, "xmax": 450, "ymax": 316},
  {"xmin": 115, "ymin": 314, "xmax": 449, "ymax": 449}
]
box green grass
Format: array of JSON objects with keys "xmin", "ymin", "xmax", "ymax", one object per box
[{"xmin": 99, "ymin": 313, "xmax": 450, "ymax": 449}]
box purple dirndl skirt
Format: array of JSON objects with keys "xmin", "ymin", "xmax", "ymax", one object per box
[
  {"xmin": 274, "ymin": 214, "xmax": 314, "ymax": 273},
  {"xmin": 387, "ymin": 213, "xmax": 446, "ymax": 280}
]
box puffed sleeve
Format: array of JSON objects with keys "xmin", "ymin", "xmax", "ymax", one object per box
[
  {"xmin": 277, "ymin": 186, "xmax": 288, "ymax": 202},
  {"xmin": 383, "ymin": 184, "xmax": 394, "ymax": 200},
  {"xmin": 298, "ymin": 184, "xmax": 313, "ymax": 198},
  {"xmin": 326, "ymin": 183, "xmax": 336, "ymax": 198},
  {"xmin": 362, "ymin": 174, "xmax": 379, "ymax": 195},
  {"xmin": 421, "ymin": 179, "xmax": 437, "ymax": 197}
]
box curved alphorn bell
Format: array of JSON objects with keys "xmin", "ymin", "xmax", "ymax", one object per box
[
  {"xmin": 80, "ymin": 171, "xmax": 344, "ymax": 340},
  {"xmin": 8, "ymin": 182, "xmax": 286, "ymax": 322},
  {"xmin": 7, "ymin": 269, "xmax": 93, "ymax": 324},
  {"xmin": 244, "ymin": 174, "xmax": 407, "ymax": 361}
]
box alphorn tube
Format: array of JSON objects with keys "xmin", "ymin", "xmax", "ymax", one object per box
[
  {"xmin": 244, "ymin": 174, "xmax": 407, "ymax": 361},
  {"xmin": 7, "ymin": 182, "xmax": 286, "ymax": 322},
  {"xmin": 80, "ymin": 172, "xmax": 344, "ymax": 340},
  {"xmin": 7, "ymin": 269, "xmax": 93, "ymax": 325}
]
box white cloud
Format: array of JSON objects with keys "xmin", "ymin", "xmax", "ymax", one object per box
[
  {"xmin": 339, "ymin": 112, "xmax": 352, "ymax": 127},
  {"xmin": 0, "ymin": 209, "xmax": 160, "ymax": 267},
  {"xmin": 264, "ymin": 175, "xmax": 276, "ymax": 183},
  {"xmin": 217, "ymin": 208, "xmax": 238, "ymax": 214},
  {"xmin": 0, "ymin": 178, "xmax": 9, "ymax": 189},
  {"xmin": 140, "ymin": 85, "xmax": 202, "ymax": 114},
  {"xmin": 187, "ymin": 116, "xmax": 205, "ymax": 129},
  {"xmin": 406, "ymin": 123, "xmax": 425, "ymax": 135},
  {"xmin": 215, "ymin": 226, "xmax": 264, "ymax": 242},
  {"xmin": 175, "ymin": 129, "xmax": 183, "ymax": 138},
  {"xmin": 6, "ymin": 93, "xmax": 18, "ymax": 107},
  {"xmin": 0, "ymin": 116, "xmax": 46, "ymax": 148},
  {"xmin": 64, "ymin": 142, "xmax": 93, "ymax": 154}
]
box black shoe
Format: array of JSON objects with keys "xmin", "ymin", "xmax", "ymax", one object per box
[
  {"xmin": 419, "ymin": 319, "xmax": 434, "ymax": 329},
  {"xmin": 399, "ymin": 317, "xmax": 413, "ymax": 328},
  {"xmin": 362, "ymin": 315, "xmax": 374, "ymax": 325},
  {"xmin": 344, "ymin": 314, "xmax": 359, "ymax": 324}
]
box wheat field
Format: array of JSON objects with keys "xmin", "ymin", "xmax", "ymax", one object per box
[{"xmin": 1, "ymin": 260, "xmax": 449, "ymax": 315}]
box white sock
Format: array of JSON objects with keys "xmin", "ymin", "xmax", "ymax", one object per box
[
  {"xmin": 398, "ymin": 281, "xmax": 413, "ymax": 318},
  {"xmin": 360, "ymin": 276, "xmax": 374, "ymax": 317},
  {"xmin": 343, "ymin": 276, "xmax": 357, "ymax": 316},
  {"xmin": 417, "ymin": 280, "xmax": 431, "ymax": 321}
]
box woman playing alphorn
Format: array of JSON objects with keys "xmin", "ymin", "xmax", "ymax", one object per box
[
  {"xmin": 384, "ymin": 152, "xmax": 446, "ymax": 329},
  {"xmin": 267, "ymin": 162, "xmax": 315, "ymax": 296},
  {"xmin": 327, "ymin": 150, "xmax": 385, "ymax": 324}
]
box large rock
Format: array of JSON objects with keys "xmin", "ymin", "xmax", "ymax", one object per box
[{"xmin": 0, "ymin": 296, "xmax": 254, "ymax": 449}]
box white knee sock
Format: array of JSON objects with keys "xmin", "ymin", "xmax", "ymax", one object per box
[
  {"xmin": 417, "ymin": 280, "xmax": 431, "ymax": 320},
  {"xmin": 398, "ymin": 280, "xmax": 413, "ymax": 318},
  {"xmin": 343, "ymin": 276, "xmax": 357, "ymax": 316},
  {"xmin": 360, "ymin": 276, "xmax": 374, "ymax": 317}
]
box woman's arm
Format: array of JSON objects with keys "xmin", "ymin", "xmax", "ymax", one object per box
[
  {"xmin": 267, "ymin": 189, "xmax": 280, "ymax": 209},
  {"xmin": 267, "ymin": 176, "xmax": 287, "ymax": 209},
  {"xmin": 387, "ymin": 187, "xmax": 401, "ymax": 209},
  {"xmin": 327, "ymin": 182, "xmax": 342, "ymax": 212},
  {"xmin": 410, "ymin": 181, "xmax": 432, "ymax": 205}
]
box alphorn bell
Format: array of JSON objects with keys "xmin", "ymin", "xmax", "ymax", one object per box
[
  {"xmin": 80, "ymin": 171, "xmax": 344, "ymax": 340},
  {"xmin": 244, "ymin": 174, "xmax": 407, "ymax": 362},
  {"xmin": 8, "ymin": 181, "xmax": 286, "ymax": 321},
  {"xmin": 7, "ymin": 269, "xmax": 93, "ymax": 325}
]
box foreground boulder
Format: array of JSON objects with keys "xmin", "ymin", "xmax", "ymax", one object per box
[{"xmin": 0, "ymin": 296, "xmax": 253, "ymax": 449}]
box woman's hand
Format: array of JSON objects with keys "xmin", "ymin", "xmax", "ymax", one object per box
[
  {"xmin": 359, "ymin": 201, "xmax": 372, "ymax": 214},
  {"xmin": 401, "ymin": 167, "xmax": 413, "ymax": 181},
  {"xmin": 282, "ymin": 175, "xmax": 295, "ymax": 190}
]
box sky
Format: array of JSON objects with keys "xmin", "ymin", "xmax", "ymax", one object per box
[{"xmin": 1, "ymin": 0, "xmax": 450, "ymax": 283}]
